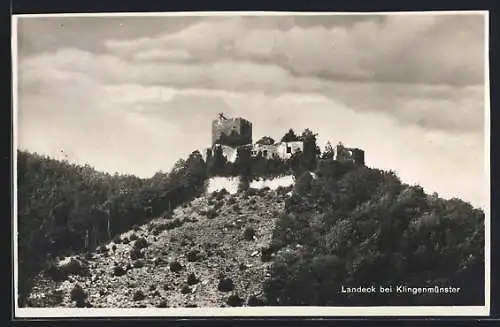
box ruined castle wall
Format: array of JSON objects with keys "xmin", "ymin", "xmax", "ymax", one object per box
[{"xmin": 276, "ymin": 141, "xmax": 304, "ymax": 160}]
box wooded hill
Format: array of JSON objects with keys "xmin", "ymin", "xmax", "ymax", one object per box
[{"xmin": 17, "ymin": 127, "xmax": 485, "ymax": 306}]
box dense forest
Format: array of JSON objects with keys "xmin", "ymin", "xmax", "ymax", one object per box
[{"xmin": 264, "ymin": 160, "xmax": 485, "ymax": 306}]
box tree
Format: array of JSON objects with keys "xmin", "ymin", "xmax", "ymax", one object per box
[
  {"xmin": 207, "ymin": 146, "xmax": 227, "ymax": 176},
  {"xmin": 301, "ymin": 128, "xmax": 321, "ymax": 170},
  {"xmin": 321, "ymin": 142, "xmax": 335, "ymax": 160},
  {"xmin": 256, "ymin": 136, "xmax": 275, "ymax": 146},
  {"xmin": 281, "ymin": 129, "xmax": 300, "ymax": 142},
  {"xmin": 235, "ymin": 146, "xmax": 252, "ymax": 178}
]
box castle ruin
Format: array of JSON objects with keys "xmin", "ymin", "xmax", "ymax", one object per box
[
  {"xmin": 212, "ymin": 113, "xmax": 253, "ymax": 147},
  {"xmin": 209, "ymin": 113, "xmax": 364, "ymax": 165}
]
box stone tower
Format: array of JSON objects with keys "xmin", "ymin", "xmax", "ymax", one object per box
[{"xmin": 211, "ymin": 113, "xmax": 252, "ymax": 147}]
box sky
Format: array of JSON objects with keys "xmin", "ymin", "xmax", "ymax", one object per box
[{"xmin": 14, "ymin": 12, "xmax": 488, "ymax": 208}]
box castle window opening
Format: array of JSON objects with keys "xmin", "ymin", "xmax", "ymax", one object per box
[
  {"xmin": 287, "ymin": 146, "xmax": 292, "ymax": 154},
  {"xmin": 263, "ymin": 150, "xmax": 268, "ymax": 157}
]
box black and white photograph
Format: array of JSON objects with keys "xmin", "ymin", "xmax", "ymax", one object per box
[{"xmin": 12, "ymin": 11, "xmax": 489, "ymax": 317}]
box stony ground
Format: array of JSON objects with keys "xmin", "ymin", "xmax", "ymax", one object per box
[{"xmin": 27, "ymin": 188, "xmax": 289, "ymax": 308}]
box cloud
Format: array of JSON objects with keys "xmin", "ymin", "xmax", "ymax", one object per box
[
  {"xmin": 19, "ymin": 38, "xmax": 485, "ymax": 134},
  {"xmin": 104, "ymin": 14, "xmax": 485, "ymax": 85}
]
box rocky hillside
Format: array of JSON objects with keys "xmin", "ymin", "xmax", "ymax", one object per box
[{"xmin": 27, "ymin": 186, "xmax": 291, "ymax": 308}]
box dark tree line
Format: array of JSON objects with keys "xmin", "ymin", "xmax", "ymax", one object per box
[
  {"xmin": 264, "ymin": 161, "xmax": 485, "ymax": 306},
  {"xmin": 17, "ymin": 150, "xmax": 206, "ymax": 306}
]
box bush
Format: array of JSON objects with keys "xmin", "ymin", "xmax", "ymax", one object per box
[
  {"xmin": 181, "ymin": 285, "xmax": 191, "ymax": 294},
  {"xmin": 129, "ymin": 233, "xmax": 138, "ymax": 241},
  {"xmin": 129, "ymin": 247, "xmax": 143, "ymax": 260},
  {"xmin": 169, "ymin": 261, "xmax": 183, "ymax": 273},
  {"xmin": 261, "ymin": 247, "xmax": 273, "ymax": 262},
  {"xmin": 97, "ymin": 245, "xmax": 108, "ymax": 253},
  {"xmin": 133, "ymin": 290, "xmax": 146, "ymax": 301},
  {"xmin": 216, "ymin": 189, "xmax": 228, "ymax": 201},
  {"xmin": 187, "ymin": 272, "xmax": 199, "ymax": 285},
  {"xmin": 214, "ymin": 201, "xmax": 224, "ymax": 211},
  {"xmin": 226, "ymin": 294, "xmax": 243, "ymax": 307},
  {"xmin": 70, "ymin": 284, "xmax": 87, "ymax": 307},
  {"xmin": 247, "ymin": 295, "xmax": 265, "ymax": 306},
  {"xmin": 112, "ymin": 265, "xmax": 126, "ymax": 277},
  {"xmin": 111, "ymin": 244, "xmax": 117, "ymax": 252},
  {"xmin": 45, "ymin": 263, "xmax": 69, "ymax": 282},
  {"xmin": 66, "ymin": 258, "xmax": 91, "ymax": 276},
  {"xmin": 133, "ymin": 260, "xmax": 145, "ymax": 268},
  {"xmin": 187, "ymin": 250, "xmax": 200, "ymax": 262},
  {"xmin": 133, "ymin": 237, "xmax": 148, "ymax": 250},
  {"xmin": 122, "ymin": 237, "xmax": 130, "ymax": 245},
  {"xmin": 243, "ymin": 227, "xmax": 256, "ymax": 241},
  {"xmin": 217, "ymin": 278, "xmax": 234, "ymax": 292},
  {"xmin": 157, "ymin": 299, "xmax": 168, "ymax": 308},
  {"xmin": 166, "ymin": 218, "xmax": 183, "ymax": 230},
  {"xmin": 206, "ymin": 209, "xmax": 218, "ymax": 219}
]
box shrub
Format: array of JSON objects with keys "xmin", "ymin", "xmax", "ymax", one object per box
[
  {"xmin": 133, "ymin": 237, "xmax": 148, "ymax": 250},
  {"xmin": 129, "ymin": 247, "xmax": 143, "ymax": 260},
  {"xmin": 169, "ymin": 261, "xmax": 183, "ymax": 273},
  {"xmin": 206, "ymin": 209, "xmax": 218, "ymax": 219},
  {"xmin": 232, "ymin": 204, "xmax": 241, "ymax": 212},
  {"xmin": 247, "ymin": 295, "xmax": 265, "ymax": 306},
  {"xmin": 129, "ymin": 233, "xmax": 138, "ymax": 241},
  {"xmin": 216, "ymin": 189, "xmax": 228, "ymax": 201},
  {"xmin": 70, "ymin": 284, "xmax": 87, "ymax": 307},
  {"xmin": 181, "ymin": 285, "xmax": 191, "ymax": 294},
  {"xmin": 243, "ymin": 227, "xmax": 256, "ymax": 241},
  {"xmin": 261, "ymin": 247, "xmax": 273, "ymax": 262},
  {"xmin": 111, "ymin": 244, "xmax": 117, "ymax": 252},
  {"xmin": 217, "ymin": 278, "xmax": 234, "ymax": 292},
  {"xmin": 187, "ymin": 250, "xmax": 200, "ymax": 262},
  {"xmin": 97, "ymin": 245, "xmax": 108, "ymax": 253},
  {"xmin": 214, "ymin": 201, "xmax": 224, "ymax": 211},
  {"xmin": 122, "ymin": 237, "xmax": 130, "ymax": 245},
  {"xmin": 187, "ymin": 272, "xmax": 199, "ymax": 285},
  {"xmin": 112, "ymin": 265, "xmax": 126, "ymax": 277},
  {"xmin": 166, "ymin": 218, "xmax": 183, "ymax": 230},
  {"xmin": 45, "ymin": 263, "xmax": 68, "ymax": 282},
  {"xmin": 149, "ymin": 284, "xmax": 156, "ymax": 291},
  {"xmin": 133, "ymin": 260, "xmax": 145, "ymax": 268},
  {"xmin": 133, "ymin": 290, "xmax": 146, "ymax": 301},
  {"xmin": 65, "ymin": 258, "xmax": 91, "ymax": 277},
  {"xmin": 226, "ymin": 294, "xmax": 243, "ymax": 307},
  {"xmin": 227, "ymin": 197, "xmax": 236, "ymax": 205},
  {"xmin": 157, "ymin": 299, "xmax": 168, "ymax": 308}
]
